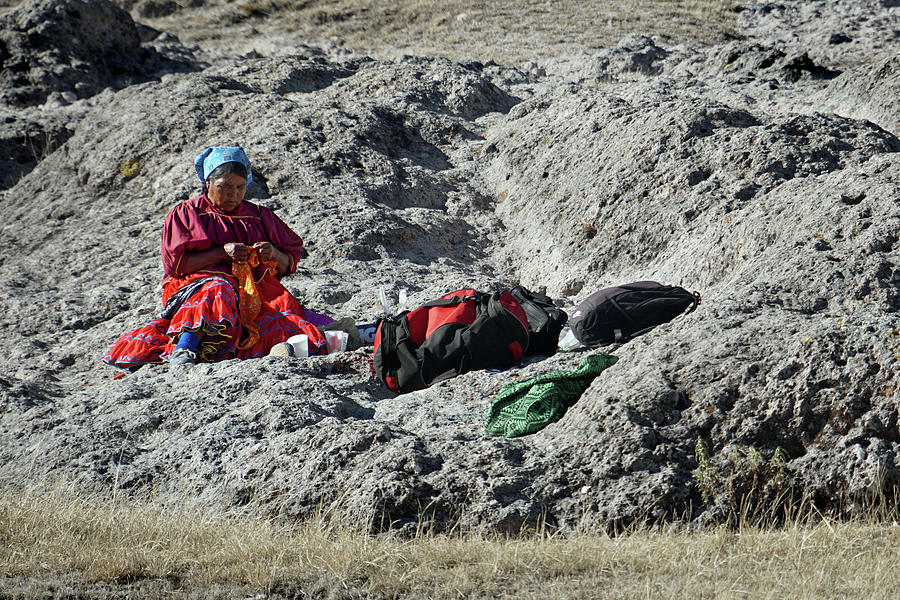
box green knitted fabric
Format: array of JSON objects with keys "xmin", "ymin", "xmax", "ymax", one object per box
[{"xmin": 484, "ymin": 353, "xmax": 618, "ymax": 438}]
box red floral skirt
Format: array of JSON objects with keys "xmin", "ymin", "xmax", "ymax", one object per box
[{"xmin": 103, "ymin": 274, "xmax": 326, "ymax": 369}]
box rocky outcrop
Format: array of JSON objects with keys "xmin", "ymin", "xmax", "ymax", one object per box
[
  {"xmin": 816, "ymin": 55, "xmax": 900, "ymax": 133},
  {"xmin": 0, "ymin": 0, "xmax": 201, "ymax": 188},
  {"xmin": 1, "ymin": 0, "xmax": 899, "ymax": 533},
  {"xmin": 0, "ymin": 0, "xmax": 198, "ymax": 107}
]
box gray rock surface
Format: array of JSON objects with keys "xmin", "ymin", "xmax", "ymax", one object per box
[
  {"xmin": 0, "ymin": 0, "xmax": 198, "ymax": 107},
  {"xmin": 0, "ymin": 0, "xmax": 201, "ymax": 188},
  {"xmin": 816, "ymin": 54, "xmax": 900, "ymax": 133},
  {"xmin": 1, "ymin": 0, "xmax": 900, "ymax": 532},
  {"xmin": 739, "ymin": 0, "xmax": 900, "ymax": 68}
]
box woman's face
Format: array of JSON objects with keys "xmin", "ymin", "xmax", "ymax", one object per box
[{"xmin": 207, "ymin": 173, "xmax": 247, "ymax": 213}]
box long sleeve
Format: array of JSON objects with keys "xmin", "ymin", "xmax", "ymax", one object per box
[
  {"xmin": 260, "ymin": 207, "xmax": 304, "ymax": 276},
  {"xmin": 161, "ymin": 200, "xmax": 213, "ymax": 278}
]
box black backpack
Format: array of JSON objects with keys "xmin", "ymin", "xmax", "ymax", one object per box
[
  {"xmin": 508, "ymin": 285, "xmax": 568, "ymax": 356},
  {"xmin": 373, "ymin": 288, "xmax": 531, "ymax": 394},
  {"xmin": 569, "ymin": 281, "xmax": 700, "ymax": 347}
]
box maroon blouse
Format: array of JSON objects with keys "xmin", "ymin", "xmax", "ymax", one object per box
[{"xmin": 161, "ymin": 194, "xmax": 304, "ymax": 282}]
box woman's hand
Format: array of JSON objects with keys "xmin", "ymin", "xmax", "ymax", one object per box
[
  {"xmin": 253, "ymin": 241, "xmax": 277, "ymax": 262},
  {"xmin": 224, "ymin": 242, "xmax": 252, "ymax": 264},
  {"xmin": 253, "ymin": 241, "xmax": 290, "ymax": 274}
]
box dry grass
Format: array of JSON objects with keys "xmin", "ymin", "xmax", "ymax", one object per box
[
  {"xmin": 3, "ymin": 486, "xmax": 900, "ymax": 599},
  {"xmin": 139, "ymin": 0, "xmax": 742, "ymax": 64}
]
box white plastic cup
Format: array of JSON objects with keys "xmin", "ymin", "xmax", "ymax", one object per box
[
  {"xmin": 558, "ymin": 329, "xmax": 581, "ymax": 351},
  {"xmin": 286, "ymin": 334, "xmax": 309, "ymax": 358},
  {"xmin": 324, "ymin": 330, "xmax": 348, "ymax": 354}
]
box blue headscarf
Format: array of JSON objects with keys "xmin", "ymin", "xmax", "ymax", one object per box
[{"xmin": 194, "ymin": 146, "xmax": 253, "ymax": 184}]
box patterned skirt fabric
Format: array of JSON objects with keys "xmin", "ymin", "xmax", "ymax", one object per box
[{"xmin": 103, "ymin": 274, "xmax": 326, "ymax": 369}]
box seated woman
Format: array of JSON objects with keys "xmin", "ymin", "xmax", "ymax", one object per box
[{"xmin": 104, "ymin": 146, "xmax": 329, "ymax": 369}]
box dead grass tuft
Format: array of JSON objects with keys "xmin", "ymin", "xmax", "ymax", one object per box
[{"xmin": 3, "ymin": 485, "xmax": 900, "ymax": 598}]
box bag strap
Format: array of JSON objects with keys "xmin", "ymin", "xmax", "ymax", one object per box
[
  {"xmin": 509, "ymin": 286, "xmax": 550, "ymax": 333},
  {"xmin": 376, "ymin": 315, "xmax": 399, "ymax": 364},
  {"xmin": 608, "ymin": 296, "xmax": 638, "ymax": 331},
  {"xmin": 686, "ymin": 291, "xmax": 702, "ymax": 314},
  {"xmin": 613, "ymin": 289, "xmax": 702, "ymax": 342},
  {"xmin": 421, "ymin": 293, "xmax": 477, "ymax": 308}
]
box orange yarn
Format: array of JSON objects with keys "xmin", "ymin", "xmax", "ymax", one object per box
[{"xmin": 232, "ymin": 248, "xmax": 278, "ymax": 350}]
